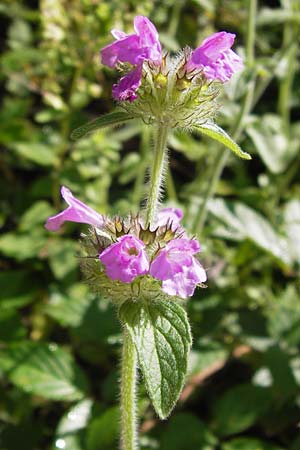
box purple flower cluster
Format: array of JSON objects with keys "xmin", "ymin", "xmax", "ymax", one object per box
[
  {"xmin": 101, "ymin": 16, "xmax": 243, "ymax": 101},
  {"xmin": 45, "ymin": 187, "xmax": 206, "ymax": 298},
  {"xmin": 101, "ymin": 16, "xmax": 162, "ymax": 102}
]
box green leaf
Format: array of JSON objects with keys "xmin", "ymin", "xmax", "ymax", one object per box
[
  {"xmin": 213, "ymin": 383, "xmax": 272, "ymax": 436},
  {"xmin": 86, "ymin": 406, "xmax": 119, "ymax": 450},
  {"xmin": 263, "ymin": 346, "xmax": 298, "ymax": 397},
  {"xmin": 222, "ymin": 437, "xmax": 285, "ymax": 450},
  {"xmin": 246, "ymin": 115, "xmax": 298, "ymax": 174},
  {"xmin": 0, "ymin": 342, "xmax": 88, "ymax": 401},
  {"xmin": 257, "ymin": 8, "xmax": 300, "ymax": 26},
  {"xmin": 169, "ymin": 131, "xmax": 207, "ymax": 161},
  {"xmin": 47, "ymin": 238, "xmax": 79, "ymax": 279},
  {"xmin": 283, "ymin": 199, "xmax": 300, "ymax": 266},
  {"xmin": 119, "ymin": 299, "xmax": 192, "ymax": 419},
  {"xmin": 54, "ymin": 400, "xmax": 92, "ymax": 450},
  {"xmin": 0, "ymin": 270, "xmax": 37, "ymax": 310},
  {"xmin": 208, "ymin": 199, "xmax": 292, "ymax": 266},
  {"xmin": 45, "ymin": 285, "xmax": 120, "ymax": 343},
  {"xmin": 0, "ymin": 231, "xmax": 47, "ymax": 261},
  {"xmin": 70, "ymin": 111, "xmax": 134, "ymax": 140},
  {"xmin": 45, "ymin": 283, "xmax": 92, "ymax": 327},
  {"xmin": 43, "ymin": 92, "xmax": 68, "ymax": 111},
  {"xmin": 0, "ymin": 310, "xmax": 26, "ymax": 341},
  {"xmin": 118, "ymin": 152, "xmax": 141, "ymax": 184},
  {"xmin": 11, "ymin": 142, "xmax": 59, "ymax": 166},
  {"xmin": 194, "ymin": 122, "xmax": 251, "ymax": 160},
  {"xmin": 188, "ymin": 340, "xmax": 228, "ymax": 376},
  {"xmin": 19, "ymin": 201, "xmax": 54, "ymax": 231},
  {"xmin": 267, "ymin": 285, "xmax": 300, "ymax": 346},
  {"xmin": 160, "ymin": 413, "xmax": 217, "ymax": 450}
]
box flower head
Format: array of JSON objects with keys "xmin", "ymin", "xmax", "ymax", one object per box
[
  {"xmin": 186, "ymin": 31, "xmax": 243, "ymax": 82},
  {"xmin": 150, "ymin": 238, "xmax": 207, "ymax": 298},
  {"xmin": 101, "ymin": 15, "xmax": 162, "ymax": 101},
  {"xmin": 100, "ymin": 17, "xmax": 244, "ymax": 130},
  {"xmin": 45, "ymin": 186, "xmax": 103, "ymax": 231},
  {"xmin": 45, "ymin": 187, "xmax": 207, "ymax": 301},
  {"xmin": 99, "ymin": 235, "xmax": 149, "ymax": 283}
]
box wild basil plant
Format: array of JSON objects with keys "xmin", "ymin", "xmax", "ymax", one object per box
[{"xmin": 45, "ymin": 16, "xmax": 250, "ymax": 450}]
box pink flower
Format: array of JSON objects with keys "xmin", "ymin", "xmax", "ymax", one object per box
[
  {"xmin": 45, "ymin": 186, "xmax": 103, "ymax": 231},
  {"xmin": 156, "ymin": 207, "xmax": 184, "ymax": 233},
  {"xmin": 186, "ymin": 31, "xmax": 243, "ymax": 82},
  {"xmin": 99, "ymin": 235, "xmax": 150, "ymax": 283},
  {"xmin": 112, "ymin": 66, "xmax": 142, "ymax": 102},
  {"xmin": 156, "ymin": 207, "xmax": 183, "ymax": 227},
  {"xmin": 101, "ymin": 16, "xmax": 162, "ymax": 101},
  {"xmin": 150, "ymin": 238, "xmax": 207, "ymax": 298}
]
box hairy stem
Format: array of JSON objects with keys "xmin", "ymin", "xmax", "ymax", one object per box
[
  {"xmin": 191, "ymin": 0, "xmax": 257, "ymax": 235},
  {"xmin": 145, "ymin": 124, "xmax": 169, "ymax": 227},
  {"xmin": 120, "ymin": 329, "xmax": 138, "ymax": 450}
]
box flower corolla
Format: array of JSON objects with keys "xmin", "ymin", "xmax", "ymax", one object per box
[
  {"xmin": 150, "ymin": 238, "xmax": 207, "ymax": 298},
  {"xmin": 101, "ymin": 16, "xmax": 162, "ymax": 101},
  {"xmin": 186, "ymin": 31, "xmax": 243, "ymax": 82},
  {"xmin": 99, "ymin": 235, "xmax": 149, "ymax": 283}
]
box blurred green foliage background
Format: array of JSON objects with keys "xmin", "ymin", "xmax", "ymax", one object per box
[{"xmin": 1, "ymin": 0, "xmax": 300, "ymax": 449}]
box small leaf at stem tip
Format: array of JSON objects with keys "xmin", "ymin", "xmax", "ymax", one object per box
[
  {"xmin": 194, "ymin": 122, "xmax": 252, "ymax": 160},
  {"xmin": 119, "ymin": 299, "xmax": 192, "ymax": 419},
  {"xmin": 70, "ymin": 111, "xmax": 134, "ymax": 140}
]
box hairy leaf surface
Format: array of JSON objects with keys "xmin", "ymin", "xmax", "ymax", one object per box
[{"xmin": 120, "ymin": 299, "xmax": 192, "ymax": 419}]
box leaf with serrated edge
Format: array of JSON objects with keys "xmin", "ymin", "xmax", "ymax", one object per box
[
  {"xmin": 119, "ymin": 299, "xmax": 192, "ymax": 419},
  {"xmin": 194, "ymin": 122, "xmax": 251, "ymax": 160},
  {"xmin": 0, "ymin": 342, "xmax": 88, "ymax": 401},
  {"xmin": 71, "ymin": 111, "xmax": 134, "ymax": 140}
]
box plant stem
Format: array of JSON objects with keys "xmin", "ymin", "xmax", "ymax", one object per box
[
  {"xmin": 145, "ymin": 124, "xmax": 169, "ymax": 227},
  {"xmin": 278, "ymin": 0, "xmax": 298, "ymax": 135},
  {"xmin": 191, "ymin": 0, "xmax": 257, "ymax": 235},
  {"xmin": 246, "ymin": 0, "xmax": 257, "ymax": 67},
  {"xmin": 168, "ymin": 0, "xmax": 184, "ymax": 39},
  {"xmin": 120, "ymin": 329, "xmax": 138, "ymax": 450}
]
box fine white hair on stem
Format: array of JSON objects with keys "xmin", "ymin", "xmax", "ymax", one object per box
[
  {"xmin": 144, "ymin": 125, "xmax": 170, "ymax": 228},
  {"xmin": 144, "ymin": 145, "xmax": 169, "ymax": 221}
]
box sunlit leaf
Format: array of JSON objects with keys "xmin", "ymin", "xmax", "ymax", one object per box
[
  {"xmin": 0, "ymin": 342, "xmax": 88, "ymax": 401},
  {"xmin": 54, "ymin": 400, "xmax": 93, "ymax": 450},
  {"xmin": 222, "ymin": 437, "xmax": 285, "ymax": 450},
  {"xmin": 209, "ymin": 199, "xmax": 292, "ymax": 266},
  {"xmin": 194, "ymin": 122, "xmax": 251, "ymax": 159},
  {"xmin": 246, "ymin": 115, "xmax": 298, "ymax": 173}
]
